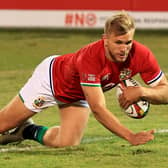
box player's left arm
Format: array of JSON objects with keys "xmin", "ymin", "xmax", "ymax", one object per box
[
  {"xmin": 118, "ymin": 74, "xmax": 168, "ymax": 110},
  {"xmin": 119, "ymin": 75, "xmax": 168, "ymax": 109},
  {"xmin": 137, "ymin": 47, "xmax": 168, "ymax": 105},
  {"xmin": 140, "ymin": 75, "xmax": 168, "ymax": 104}
]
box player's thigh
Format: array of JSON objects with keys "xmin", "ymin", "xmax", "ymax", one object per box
[
  {"xmin": 0, "ymin": 95, "xmax": 35, "ymax": 132},
  {"xmin": 59, "ymin": 105, "xmax": 90, "ymax": 141}
]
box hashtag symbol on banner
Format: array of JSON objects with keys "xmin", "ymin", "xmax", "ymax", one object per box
[{"xmin": 65, "ymin": 13, "xmax": 73, "ymax": 26}]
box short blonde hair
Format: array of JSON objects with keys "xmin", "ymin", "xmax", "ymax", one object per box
[{"xmin": 104, "ymin": 11, "xmax": 135, "ymax": 36}]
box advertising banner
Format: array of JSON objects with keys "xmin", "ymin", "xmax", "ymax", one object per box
[{"xmin": 0, "ymin": 0, "xmax": 168, "ymax": 29}]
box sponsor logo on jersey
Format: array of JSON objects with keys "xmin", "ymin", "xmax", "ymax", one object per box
[
  {"xmin": 101, "ymin": 73, "xmax": 111, "ymax": 81},
  {"xmin": 119, "ymin": 68, "xmax": 132, "ymax": 80},
  {"xmin": 88, "ymin": 74, "xmax": 96, "ymax": 82},
  {"xmin": 33, "ymin": 96, "xmax": 45, "ymax": 108},
  {"xmin": 82, "ymin": 73, "xmax": 96, "ymax": 82}
]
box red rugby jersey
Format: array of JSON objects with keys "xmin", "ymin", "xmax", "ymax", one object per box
[{"xmin": 51, "ymin": 39, "xmax": 162, "ymax": 103}]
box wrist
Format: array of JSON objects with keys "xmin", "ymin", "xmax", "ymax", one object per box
[
  {"xmin": 139, "ymin": 86, "xmax": 147, "ymax": 100},
  {"xmin": 120, "ymin": 130, "xmax": 135, "ymax": 143}
]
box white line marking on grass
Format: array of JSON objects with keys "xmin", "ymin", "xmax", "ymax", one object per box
[
  {"xmin": 81, "ymin": 136, "xmax": 113, "ymax": 144},
  {"xmin": 0, "ymin": 129, "xmax": 168, "ymax": 153},
  {"xmin": 155, "ymin": 129, "xmax": 168, "ymax": 133},
  {"xmin": 0, "ymin": 146, "xmax": 44, "ymax": 153}
]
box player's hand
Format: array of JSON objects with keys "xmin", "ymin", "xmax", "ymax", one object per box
[
  {"xmin": 128, "ymin": 130, "xmax": 155, "ymax": 146},
  {"xmin": 119, "ymin": 85, "xmax": 143, "ymax": 110}
]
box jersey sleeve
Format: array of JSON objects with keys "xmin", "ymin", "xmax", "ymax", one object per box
[
  {"xmin": 76, "ymin": 46, "xmax": 105, "ymax": 87},
  {"xmin": 139, "ymin": 50, "xmax": 163, "ymax": 87}
]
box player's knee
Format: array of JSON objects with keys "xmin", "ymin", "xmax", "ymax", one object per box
[
  {"xmin": 51, "ymin": 138, "xmax": 81, "ymax": 148},
  {"xmin": 57, "ymin": 142, "xmax": 80, "ymax": 148},
  {"xmin": 43, "ymin": 127, "xmax": 82, "ymax": 148}
]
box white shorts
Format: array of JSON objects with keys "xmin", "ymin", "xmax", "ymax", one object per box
[{"xmin": 19, "ymin": 55, "xmax": 89, "ymax": 113}]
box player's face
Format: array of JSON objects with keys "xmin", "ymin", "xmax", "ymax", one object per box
[{"xmin": 104, "ymin": 29, "xmax": 135, "ymax": 62}]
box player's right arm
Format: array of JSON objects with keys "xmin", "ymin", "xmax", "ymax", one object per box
[
  {"xmin": 140, "ymin": 75, "xmax": 168, "ymax": 104},
  {"xmin": 81, "ymin": 85, "xmax": 154, "ymax": 146}
]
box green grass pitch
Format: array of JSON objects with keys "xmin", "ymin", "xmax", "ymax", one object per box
[{"xmin": 0, "ymin": 28, "xmax": 168, "ymax": 168}]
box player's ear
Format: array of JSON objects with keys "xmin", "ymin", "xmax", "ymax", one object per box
[
  {"xmin": 102, "ymin": 33, "xmax": 107, "ymax": 39},
  {"xmin": 102, "ymin": 34, "xmax": 108, "ymax": 47}
]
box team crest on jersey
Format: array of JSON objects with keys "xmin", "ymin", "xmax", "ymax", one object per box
[
  {"xmin": 119, "ymin": 68, "xmax": 132, "ymax": 80},
  {"xmin": 33, "ymin": 96, "xmax": 45, "ymax": 108}
]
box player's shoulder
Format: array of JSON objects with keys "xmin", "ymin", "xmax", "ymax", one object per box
[
  {"xmin": 83, "ymin": 39, "xmax": 104, "ymax": 51},
  {"xmin": 77, "ymin": 39, "xmax": 104, "ymax": 59},
  {"xmin": 130, "ymin": 40, "xmax": 154, "ymax": 61},
  {"xmin": 132, "ymin": 40, "xmax": 151, "ymax": 54}
]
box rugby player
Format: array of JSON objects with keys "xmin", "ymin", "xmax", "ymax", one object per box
[{"xmin": 0, "ymin": 11, "xmax": 168, "ymax": 147}]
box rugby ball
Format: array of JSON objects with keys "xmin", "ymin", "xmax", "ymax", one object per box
[{"xmin": 116, "ymin": 78, "xmax": 150, "ymax": 119}]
